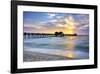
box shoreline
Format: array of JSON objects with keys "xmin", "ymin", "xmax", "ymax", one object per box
[
  {"xmin": 23, "ymin": 50, "xmax": 88, "ymax": 62},
  {"xmin": 23, "ymin": 51, "xmax": 69, "ymax": 62}
]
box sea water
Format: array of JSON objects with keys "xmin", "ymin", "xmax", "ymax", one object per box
[{"xmin": 24, "ymin": 36, "xmax": 89, "ymax": 59}]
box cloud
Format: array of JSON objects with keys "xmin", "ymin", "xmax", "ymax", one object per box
[
  {"xmin": 75, "ymin": 14, "xmax": 89, "ymax": 26},
  {"xmin": 49, "ymin": 19, "xmax": 58, "ymax": 23},
  {"xmin": 55, "ymin": 15, "xmax": 64, "ymax": 19},
  {"xmin": 24, "ymin": 13, "xmax": 89, "ymax": 35},
  {"xmin": 56, "ymin": 24, "xmax": 67, "ymax": 28},
  {"xmin": 24, "ymin": 24, "xmax": 47, "ymax": 30},
  {"xmin": 78, "ymin": 24, "xmax": 89, "ymax": 30},
  {"xmin": 48, "ymin": 13, "xmax": 56, "ymax": 18},
  {"xmin": 64, "ymin": 16, "xmax": 76, "ymax": 26}
]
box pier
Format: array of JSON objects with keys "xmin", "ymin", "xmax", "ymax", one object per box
[
  {"xmin": 24, "ymin": 32, "xmax": 77, "ymax": 39},
  {"xmin": 24, "ymin": 33, "xmax": 55, "ymax": 38}
]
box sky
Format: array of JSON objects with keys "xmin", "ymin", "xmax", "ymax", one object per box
[{"xmin": 23, "ymin": 11, "xmax": 89, "ymax": 35}]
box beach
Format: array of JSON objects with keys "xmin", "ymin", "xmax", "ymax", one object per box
[
  {"xmin": 23, "ymin": 50, "xmax": 69, "ymax": 62},
  {"xmin": 23, "ymin": 36, "xmax": 89, "ymax": 62}
]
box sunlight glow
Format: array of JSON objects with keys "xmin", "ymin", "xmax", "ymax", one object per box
[
  {"xmin": 65, "ymin": 36, "xmax": 76, "ymax": 58},
  {"xmin": 65, "ymin": 16, "xmax": 76, "ymax": 34}
]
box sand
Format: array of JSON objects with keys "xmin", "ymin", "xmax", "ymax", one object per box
[{"xmin": 23, "ymin": 51, "xmax": 68, "ymax": 62}]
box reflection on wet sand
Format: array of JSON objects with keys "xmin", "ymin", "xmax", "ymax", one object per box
[
  {"xmin": 65, "ymin": 36, "xmax": 76, "ymax": 59},
  {"xmin": 50, "ymin": 36, "xmax": 77, "ymax": 59}
]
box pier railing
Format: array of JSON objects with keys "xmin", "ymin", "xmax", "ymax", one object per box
[
  {"xmin": 24, "ymin": 33, "xmax": 55, "ymax": 38},
  {"xmin": 24, "ymin": 33, "xmax": 77, "ymax": 38}
]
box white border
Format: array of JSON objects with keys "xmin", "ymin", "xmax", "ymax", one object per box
[{"xmin": 17, "ymin": 5, "xmax": 94, "ymax": 69}]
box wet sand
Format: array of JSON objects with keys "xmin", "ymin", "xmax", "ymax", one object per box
[{"xmin": 23, "ymin": 51, "xmax": 68, "ymax": 62}]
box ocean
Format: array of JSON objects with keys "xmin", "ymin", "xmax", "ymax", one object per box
[{"xmin": 24, "ymin": 36, "xmax": 89, "ymax": 61}]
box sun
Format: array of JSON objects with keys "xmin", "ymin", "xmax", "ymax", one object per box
[
  {"xmin": 65, "ymin": 25, "xmax": 76, "ymax": 34},
  {"xmin": 64, "ymin": 16, "xmax": 76, "ymax": 34}
]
